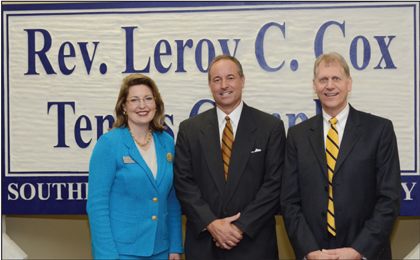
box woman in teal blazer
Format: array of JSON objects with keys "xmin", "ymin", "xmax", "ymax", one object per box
[{"xmin": 87, "ymin": 74, "xmax": 183, "ymax": 259}]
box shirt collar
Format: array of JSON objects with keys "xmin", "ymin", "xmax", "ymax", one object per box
[
  {"xmin": 216, "ymin": 100, "xmax": 244, "ymax": 128},
  {"xmin": 322, "ymin": 102, "xmax": 350, "ymax": 127}
]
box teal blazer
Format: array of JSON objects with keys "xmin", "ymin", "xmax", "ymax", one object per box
[{"xmin": 87, "ymin": 127, "xmax": 183, "ymax": 259}]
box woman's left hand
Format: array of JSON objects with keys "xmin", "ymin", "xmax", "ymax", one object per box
[{"xmin": 169, "ymin": 253, "xmax": 182, "ymax": 260}]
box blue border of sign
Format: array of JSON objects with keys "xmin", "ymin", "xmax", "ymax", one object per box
[{"xmin": 1, "ymin": 2, "xmax": 419, "ymax": 215}]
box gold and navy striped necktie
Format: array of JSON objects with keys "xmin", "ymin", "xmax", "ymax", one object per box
[
  {"xmin": 222, "ymin": 116, "xmax": 234, "ymax": 182},
  {"xmin": 326, "ymin": 117, "xmax": 339, "ymax": 236}
]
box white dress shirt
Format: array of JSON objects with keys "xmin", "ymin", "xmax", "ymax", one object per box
[
  {"xmin": 322, "ymin": 103, "xmax": 350, "ymax": 149},
  {"xmin": 216, "ymin": 101, "xmax": 244, "ymax": 146}
]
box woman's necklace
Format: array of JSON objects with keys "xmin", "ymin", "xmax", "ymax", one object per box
[{"xmin": 128, "ymin": 126, "xmax": 152, "ymax": 146}]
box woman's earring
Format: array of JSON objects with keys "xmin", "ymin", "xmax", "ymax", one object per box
[{"xmin": 123, "ymin": 111, "xmax": 127, "ymax": 116}]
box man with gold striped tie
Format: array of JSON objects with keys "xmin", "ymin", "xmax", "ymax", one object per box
[
  {"xmin": 281, "ymin": 52, "xmax": 401, "ymax": 260},
  {"xmin": 174, "ymin": 54, "xmax": 286, "ymax": 259}
]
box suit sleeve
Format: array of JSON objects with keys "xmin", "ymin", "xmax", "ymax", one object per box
[
  {"xmin": 280, "ymin": 129, "xmax": 321, "ymax": 259},
  {"xmin": 350, "ymin": 120, "xmax": 401, "ymax": 259},
  {"xmin": 233, "ymin": 118, "xmax": 286, "ymax": 238},
  {"xmin": 173, "ymin": 121, "xmax": 219, "ymax": 237},
  {"xmin": 167, "ymin": 140, "xmax": 184, "ymax": 254},
  {"xmin": 86, "ymin": 135, "xmax": 119, "ymax": 259},
  {"xmin": 168, "ymin": 185, "xmax": 184, "ymax": 253}
]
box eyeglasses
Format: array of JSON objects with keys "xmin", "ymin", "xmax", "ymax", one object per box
[{"xmin": 126, "ymin": 96, "xmax": 155, "ymax": 105}]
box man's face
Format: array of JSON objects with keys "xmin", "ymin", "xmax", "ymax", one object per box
[
  {"xmin": 208, "ymin": 59, "xmax": 245, "ymax": 115},
  {"xmin": 313, "ymin": 61, "xmax": 352, "ymax": 117}
]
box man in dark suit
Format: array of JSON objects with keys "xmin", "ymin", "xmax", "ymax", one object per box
[
  {"xmin": 174, "ymin": 54, "xmax": 286, "ymax": 259},
  {"xmin": 280, "ymin": 52, "xmax": 401, "ymax": 260}
]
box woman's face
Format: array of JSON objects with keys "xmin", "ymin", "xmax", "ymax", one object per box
[{"xmin": 122, "ymin": 84, "xmax": 156, "ymax": 128}]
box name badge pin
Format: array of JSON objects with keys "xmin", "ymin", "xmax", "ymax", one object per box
[{"xmin": 167, "ymin": 153, "xmax": 173, "ymax": 162}]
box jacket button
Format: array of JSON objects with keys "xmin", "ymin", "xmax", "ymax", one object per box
[
  {"xmin": 321, "ymin": 212, "xmax": 326, "ymax": 217},
  {"xmin": 152, "ymin": 216, "xmax": 157, "ymax": 221},
  {"xmin": 153, "ymin": 198, "xmax": 158, "ymax": 203},
  {"xmin": 324, "ymin": 186, "xmax": 328, "ymax": 192}
]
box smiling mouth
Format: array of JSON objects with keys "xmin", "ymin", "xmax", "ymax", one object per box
[
  {"xmin": 325, "ymin": 93, "xmax": 338, "ymax": 97},
  {"xmin": 137, "ymin": 111, "xmax": 149, "ymax": 116},
  {"xmin": 221, "ymin": 91, "xmax": 233, "ymax": 96}
]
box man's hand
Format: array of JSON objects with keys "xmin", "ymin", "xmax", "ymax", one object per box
[
  {"xmin": 307, "ymin": 250, "xmax": 339, "ymax": 259},
  {"xmin": 206, "ymin": 213, "xmax": 243, "ymax": 250},
  {"xmin": 230, "ymin": 223, "xmax": 244, "ymax": 235},
  {"xmin": 168, "ymin": 253, "xmax": 181, "ymax": 260},
  {"xmin": 215, "ymin": 223, "xmax": 244, "ymax": 248},
  {"xmin": 323, "ymin": 248, "xmax": 362, "ymax": 259}
]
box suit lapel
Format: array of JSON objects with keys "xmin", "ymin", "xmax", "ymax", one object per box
[
  {"xmin": 335, "ymin": 105, "xmax": 361, "ymax": 174},
  {"xmin": 123, "ymin": 127, "xmax": 157, "ymax": 187},
  {"xmin": 153, "ymin": 131, "xmax": 167, "ymax": 187},
  {"xmin": 309, "ymin": 114, "xmax": 329, "ymax": 179},
  {"xmin": 224, "ymin": 104, "xmax": 257, "ymax": 204},
  {"xmin": 199, "ymin": 108, "xmax": 226, "ymax": 198}
]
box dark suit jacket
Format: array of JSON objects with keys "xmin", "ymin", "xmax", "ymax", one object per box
[
  {"xmin": 174, "ymin": 103, "xmax": 286, "ymax": 259},
  {"xmin": 280, "ymin": 105, "xmax": 401, "ymax": 260}
]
